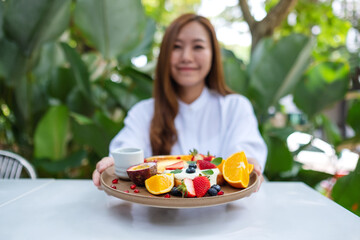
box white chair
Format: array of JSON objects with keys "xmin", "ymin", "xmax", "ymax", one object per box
[{"xmin": 0, "ymin": 150, "xmax": 37, "ymax": 179}]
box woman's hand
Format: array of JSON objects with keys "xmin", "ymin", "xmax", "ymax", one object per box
[
  {"xmin": 92, "ymin": 157, "xmax": 115, "ymax": 189},
  {"xmin": 247, "ymin": 158, "xmax": 264, "ymax": 191}
]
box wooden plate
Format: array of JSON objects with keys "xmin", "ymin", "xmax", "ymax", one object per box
[{"xmin": 101, "ymin": 166, "xmax": 259, "ymax": 209}]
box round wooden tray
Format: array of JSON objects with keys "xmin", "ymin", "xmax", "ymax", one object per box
[{"xmin": 101, "ymin": 166, "xmax": 259, "ymax": 209}]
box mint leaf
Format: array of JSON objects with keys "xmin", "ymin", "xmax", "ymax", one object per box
[
  {"xmin": 201, "ymin": 169, "xmax": 214, "ymax": 175},
  {"xmin": 187, "ymin": 161, "xmax": 196, "ymax": 165},
  {"xmin": 211, "ymin": 157, "xmax": 223, "ymax": 166},
  {"xmin": 170, "ymin": 169, "xmax": 182, "ymax": 174}
]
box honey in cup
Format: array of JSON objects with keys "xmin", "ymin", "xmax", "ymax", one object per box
[{"xmin": 111, "ymin": 147, "xmax": 144, "ymax": 180}]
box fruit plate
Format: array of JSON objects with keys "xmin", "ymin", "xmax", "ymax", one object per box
[{"xmin": 101, "ymin": 166, "xmax": 259, "ymax": 209}]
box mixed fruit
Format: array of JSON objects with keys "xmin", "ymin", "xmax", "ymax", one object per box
[{"xmin": 111, "ymin": 149, "xmax": 254, "ymax": 198}]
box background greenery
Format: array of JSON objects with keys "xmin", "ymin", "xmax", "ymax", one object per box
[{"xmin": 0, "ymin": 0, "xmax": 359, "ymax": 216}]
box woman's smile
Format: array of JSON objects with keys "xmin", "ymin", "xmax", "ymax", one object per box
[
  {"xmin": 177, "ymin": 66, "xmax": 199, "ymax": 71},
  {"xmin": 170, "ymin": 21, "xmax": 212, "ymax": 93}
]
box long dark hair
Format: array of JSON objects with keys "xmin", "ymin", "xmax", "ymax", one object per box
[{"xmin": 150, "ymin": 13, "xmax": 231, "ymax": 155}]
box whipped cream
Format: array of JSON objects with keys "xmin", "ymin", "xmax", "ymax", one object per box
[{"xmin": 164, "ymin": 166, "xmax": 220, "ymax": 186}]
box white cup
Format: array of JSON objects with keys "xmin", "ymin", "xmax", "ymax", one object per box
[{"xmin": 110, "ymin": 147, "xmax": 144, "ymax": 179}]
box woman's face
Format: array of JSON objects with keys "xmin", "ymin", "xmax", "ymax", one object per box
[{"xmin": 170, "ymin": 21, "xmax": 212, "ymax": 93}]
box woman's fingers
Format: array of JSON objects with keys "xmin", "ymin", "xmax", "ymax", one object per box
[
  {"xmin": 92, "ymin": 169, "xmax": 101, "ymax": 188},
  {"xmin": 96, "ymin": 157, "xmax": 115, "ymax": 172},
  {"xmin": 247, "ymin": 158, "xmax": 264, "ymax": 192},
  {"xmin": 92, "ymin": 157, "xmax": 115, "ymax": 188}
]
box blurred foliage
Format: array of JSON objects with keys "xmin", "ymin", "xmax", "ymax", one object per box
[
  {"xmin": 142, "ymin": 0, "xmax": 201, "ymax": 25},
  {"xmin": 0, "ymin": 0, "xmax": 152, "ymax": 178},
  {"xmin": 220, "ymin": 0, "xmax": 359, "ymax": 216},
  {"xmin": 267, "ymin": 0, "xmax": 352, "ymax": 61},
  {"xmin": 332, "ymin": 159, "xmax": 360, "ymax": 217}
]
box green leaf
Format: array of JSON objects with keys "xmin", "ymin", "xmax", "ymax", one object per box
[
  {"xmin": 0, "ymin": 1, "xmax": 4, "ymax": 40},
  {"xmin": 266, "ymin": 126, "xmax": 297, "ymax": 142},
  {"xmin": 170, "ymin": 169, "xmax": 182, "ymax": 174},
  {"xmin": 332, "ymin": 158, "xmax": 360, "ymax": 217},
  {"xmin": 264, "ymin": 134, "xmax": 293, "ymax": 179},
  {"xmin": 60, "ymin": 43, "xmax": 92, "ymax": 101},
  {"xmin": 66, "ymin": 87, "xmax": 94, "ymax": 116},
  {"xmin": 297, "ymin": 169, "xmax": 333, "ymax": 188},
  {"xmin": 201, "ymin": 169, "xmax": 214, "ymax": 175},
  {"xmin": 71, "ymin": 114, "xmax": 113, "ymax": 157},
  {"xmin": 0, "ymin": 38, "xmax": 26, "ymax": 86},
  {"xmin": 34, "ymin": 105, "xmax": 69, "ymax": 160},
  {"xmin": 104, "ymin": 80, "xmax": 140, "ymax": 111},
  {"xmin": 347, "ymin": 99, "xmax": 360, "ymax": 136},
  {"xmin": 293, "ymin": 61, "xmax": 349, "ymax": 118},
  {"xmin": 117, "ymin": 17, "xmax": 156, "ymax": 65},
  {"xmin": 33, "ymin": 42, "xmax": 66, "ymax": 86},
  {"xmin": 13, "ymin": 73, "xmax": 49, "ymax": 123},
  {"xmin": 118, "ymin": 66, "xmax": 153, "ymax": 99},
  {"xmin": 222, "ymin": 48, "xmax": 249, "ymax": 95},
  {"xmin": 320, "ymin": 114, "xmax": 342, "ymax": 146},
  {"xmin": 211, "ymin": 157, "xmax": 223, "ymax": 166},
  {"xmin": 74, "ymin": 0, "xmax": 146, "ymax": 59},
  {"xmin": 4, "ymin": 0, "xmax": 71, "ymax": 56},
  {"xmin": 248, "ymin": 34, "xmax": 313, "ymax": 115},
  {"xmin": 71, "ymin": 112, "xmax": 93, "ymax": 125},
  {"xmin": 93, "ymin": 111, "xmax": 122, "ymax": 139},
  {"xmin": 48, "ymin": 67, "xmax": 76, "ymax": 103},
  {"xmin": 34, "ymin": 150, "xmax": 86, "ymax": 174}
]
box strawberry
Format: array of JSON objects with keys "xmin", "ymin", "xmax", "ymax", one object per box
[
  {"xmin": 197, "ymin": 160, "xmax": 217, "ymax": 170},
  {"xmin": 178, "ymin": 178, "xmax": 196, "ymax": 198},
  {"xmin": 193, "ymin": 154, "xmax": 204, "ymax": 161},
  {"xmin": 165, "ymin": 161, "xmax": 184, "ymax": 170},
  {"xmin": 193, "ymin": 176, "xmax": 211, "ymax": 198},
  {"xmin": 190, "ymin": 149, "xmax": 202, "ymax": 161},
  {"xmin": 203, "ymin": 155, "xmax": 214, "ymax": 161}
]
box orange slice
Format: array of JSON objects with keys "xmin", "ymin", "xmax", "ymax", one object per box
[
  {"xmin": 217, "ymin": 159, "xmax": 225, "ymax": 174},
  {"xmin": 145, "ymin": 173, "xmax": 174, "ymax": 195},
  {"xmin": 247, "ymin": 163, "xmax": 254, "ymax": 174},
  {"xmin": 222, "ymin": 151, "xmax": 252, "ymax": 188}
]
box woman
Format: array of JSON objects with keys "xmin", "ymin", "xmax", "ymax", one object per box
[{"xmin": 93, "ymin": 13, "xmax": 267, "ymax": 187}]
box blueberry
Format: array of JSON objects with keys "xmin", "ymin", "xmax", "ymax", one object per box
[
  {"xmin": 188, "ymin": 163, "xmax": 197, "ymax": 169},
  {"xmin": 186, "ymin": 168, "xmax": 196, "ymax": 173},
  {"xmin": 211, "ymin": 184, "xmax": 221, "ymax": 192},
  {"xmin": 170, "ymin": 187, "xmax": 182, "ymax": 197},
  {"xmin": 207, "ymin": 188, "xmax": 218, "ymax": 196}
]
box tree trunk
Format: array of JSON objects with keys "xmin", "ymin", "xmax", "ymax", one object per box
[{"xmin": 239, "ymin": 0, "xmax": 298, "ymax": 52}]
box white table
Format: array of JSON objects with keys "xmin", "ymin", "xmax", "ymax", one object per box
[{"xmin": 1, "ymin": 179, "xmax": 359, "ymax": 240}]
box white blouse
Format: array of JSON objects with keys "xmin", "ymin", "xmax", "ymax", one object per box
[{"xmin": 109, "ymin": 87, "xmax": 268, "ymax": 170}]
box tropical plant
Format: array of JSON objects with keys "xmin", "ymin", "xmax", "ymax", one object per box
[
  {"xmin": 225, "ymin": 0, "xmax": 360, "ymax": 216},
  {"xmin": 0, "ymin": 0, "xmax": 154, "ymax": 178}
]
